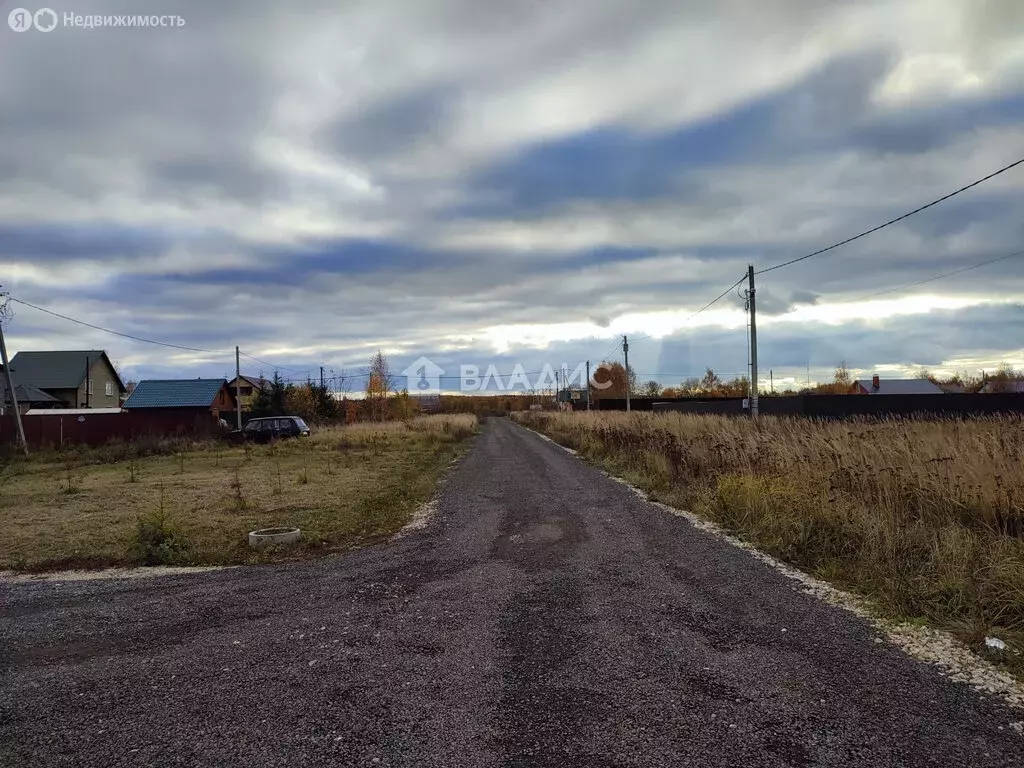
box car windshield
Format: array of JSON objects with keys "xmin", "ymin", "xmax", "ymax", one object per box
[{"xmin": 294, "ymin": 418, "xmax": 309, "ymax": 429}]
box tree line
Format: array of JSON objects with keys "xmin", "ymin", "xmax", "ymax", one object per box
[
  {"xmin": 594, "ymin": 360, "xmax": 1024, "ymax": 399},
  {"xmin": 247, "ymin": 353, "xmax": 1024, "ymax": 424}
]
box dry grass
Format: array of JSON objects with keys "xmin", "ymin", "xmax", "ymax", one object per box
[
  {"xmin": 513, "ymin": 411, "xmax": 1024, "ymax": 668},
  {"xmin": 0, "ymin": 414, "xmax": 477, "ymax": 571}
]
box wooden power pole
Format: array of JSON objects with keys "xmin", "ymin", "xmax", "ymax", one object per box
[{"xmin": 0, "ymin": 291, "xmax": 28, "ymax": 455}]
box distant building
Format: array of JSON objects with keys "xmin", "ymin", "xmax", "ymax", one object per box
[
  {"xmin": 849, "ymin": 375, "xmax": 943, "ymax": 395},
  {"xmin": 226, "ymin": 375, "xmax": 271, "ymax": 410},
  {"xmin": 123, "ymin": 379, "xmax": 237, "ymax": 422},
  {"xmin": 2, "ymin": 350, "xmax": 125, "ymax": 408}
]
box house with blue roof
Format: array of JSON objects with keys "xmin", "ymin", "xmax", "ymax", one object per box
[{"xmin": 123, "ymin": 379, "xmax": 237, "ymax": 423}]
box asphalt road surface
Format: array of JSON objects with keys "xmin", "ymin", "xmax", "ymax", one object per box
[{"xmin": 3, "ymin": 418, "xmax": 1022, "ymax": 767}]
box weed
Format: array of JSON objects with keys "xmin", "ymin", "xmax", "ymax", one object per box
[
  {"xmin": 127, "ymin": 458, "xmax": 138, "ymax": 484},
  {"xmin": 231, "ymin": 467, "xmax": 248, "ymax": 511},
  {"xmin": 62, "ymin": 457, "xmax": 79, "ymax": 495},
  {"xmin": 273, "ymin": 448, "xmax": 283, "ymax": 495}
]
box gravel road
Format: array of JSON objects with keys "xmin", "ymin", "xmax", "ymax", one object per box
[{"xmin": 2, "ymin": 418, "xmax": 1021, "ymax": 767}]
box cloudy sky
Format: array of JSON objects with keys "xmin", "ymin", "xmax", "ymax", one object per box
[{"xmin": 2, "ymin": 0, "xmax": 1023, "ymax": 392}]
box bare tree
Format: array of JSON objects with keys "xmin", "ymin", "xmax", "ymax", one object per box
[
  {"xmin": 700, "ymin": 368, "xmax": 721, "ymax": 392},
  {"xmin": 331, "ymin": 368, "xmax": 352, "ymax": 395},
  {"xmin": 833, "ymin": 360, "xmax": 852, "ymax": 388}
]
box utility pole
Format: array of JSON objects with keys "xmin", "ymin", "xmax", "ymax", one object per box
[
  {"xmin": 84, "ymin": 355, "xmax": 90, "ymax": 408},
  {"xmin": 235, "ymin": 346, "xmax": 242, "ymax": 430},
  {"xmin": 770, "ymin": 369, "xmax": 774, "ymax": 395},
  {"xmin": 586, "ymin": 360, "xmax": 591, "ymax": 411},
  {"xmin": 320, "ymin": 366, "xmax": 324, "ymax": 389},
  {"xmin": 0, "ymin": 292, "xmax": 27, "ymax": 455},
  {"xmin": 747, "ymin": 265, "xmax": 759, "ymax": 418},
  {"xmin": 623, "ymin": 335, "xmax": 631, "ymax": 412}
]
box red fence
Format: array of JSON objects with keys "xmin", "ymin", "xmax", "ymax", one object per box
[{"xmin": 0, "ymin": 411, "xmax": 221, "ymax": 449}]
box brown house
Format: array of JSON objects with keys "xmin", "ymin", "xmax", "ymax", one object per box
[
  {"xmin": 849, "ymin": 375, "xmax": 944, "ymax": 395},
  {"xmin": 122, "ymin": 379, "xmax": 237, "ymax": 421},
  {"xmin": 225, "ymin": 375, "xmax": 270, "ymax": 410},
  {"xmin": 3, "ymin": 350, "xmax": 126, "ymax": 408}
]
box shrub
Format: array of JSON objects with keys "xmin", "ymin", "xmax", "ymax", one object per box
[{"xmin": 136, "ymin": 506, "xmax": 190, "ymax": 566}]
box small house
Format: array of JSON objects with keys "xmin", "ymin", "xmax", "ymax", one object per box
[
  {"xmin": 3, "ymin": 350, "xmax": 125, "ymax": 408},
  {"xmin": 225, "ymin": 375, "xmax": 270, "ymax": 410},
  {"xmin": 123, "ymin": 379, "xmax": 237, "ymax": 422},
  {"xmin": 849, "ymin": 375, "xmax": 943, "ymax": 395}
]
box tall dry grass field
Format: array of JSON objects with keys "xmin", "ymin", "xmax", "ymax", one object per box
[{"xmin": 514, "ymin": 411, "xmax": 1024, "ymax": 661}]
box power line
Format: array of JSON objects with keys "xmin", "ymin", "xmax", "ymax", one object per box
[
  {"xmin": 855, "ymin": 248, "xmax": 1024, "ymax": 302},
  {"xmin": 589, "ymin": 273, "xmax": 748, "ymax": 359},
  {"xmin": 593, "ymin": 339, "xmax": 624, "ymax": 363},
  {"xmin": 631, "ymin": 372, "xmax": 747, "ymax": 378},
  {"xmin": 238, "ymin": 350, "xmax": 313, "ymax": 375},
  {"xmin": 756, "ymin": 156, "xmax": 1024, "ymax": 275},
  {"xmin": 8, "ymin": 296, "xmax": 226, "ymax": 354},
  {"xmin": 685, "ymin": 275, "xmax": 749, "ymax": 321}
]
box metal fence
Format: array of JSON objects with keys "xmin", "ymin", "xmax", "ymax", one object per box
[
  {"xmin": 645, "ymin": 393, "xmax": 1024, "ymax": 419},
  {"xmin": 0, "ymin": 411, "xmax": 222, "ymax": 449}
]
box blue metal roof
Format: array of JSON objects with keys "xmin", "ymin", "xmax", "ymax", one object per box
[{"xmin": 123, "ymin": 379, "xmax": 226, "ymax": 409}]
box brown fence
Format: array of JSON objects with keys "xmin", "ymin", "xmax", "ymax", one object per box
[{"xmin": 0, "ymin": 411, "xmax": 221, "ymax": 449}]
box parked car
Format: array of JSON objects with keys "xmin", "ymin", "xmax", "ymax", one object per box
[{"xmin": 230, "ymin": 416, "xmax": 311, "ymax": 443}]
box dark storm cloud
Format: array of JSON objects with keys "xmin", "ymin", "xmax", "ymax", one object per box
[{"xmin": 0, "ymin": 0, "xmax": 1021, "ymax": 381}]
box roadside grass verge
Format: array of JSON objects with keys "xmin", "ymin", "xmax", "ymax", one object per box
[
  {"xmin": 512, "ymin": 411, "xmax": 1024, "ymax": 673},
  {"xmin": 0, "ymin": 414, "xmax": 477, "ymax": 572}
]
